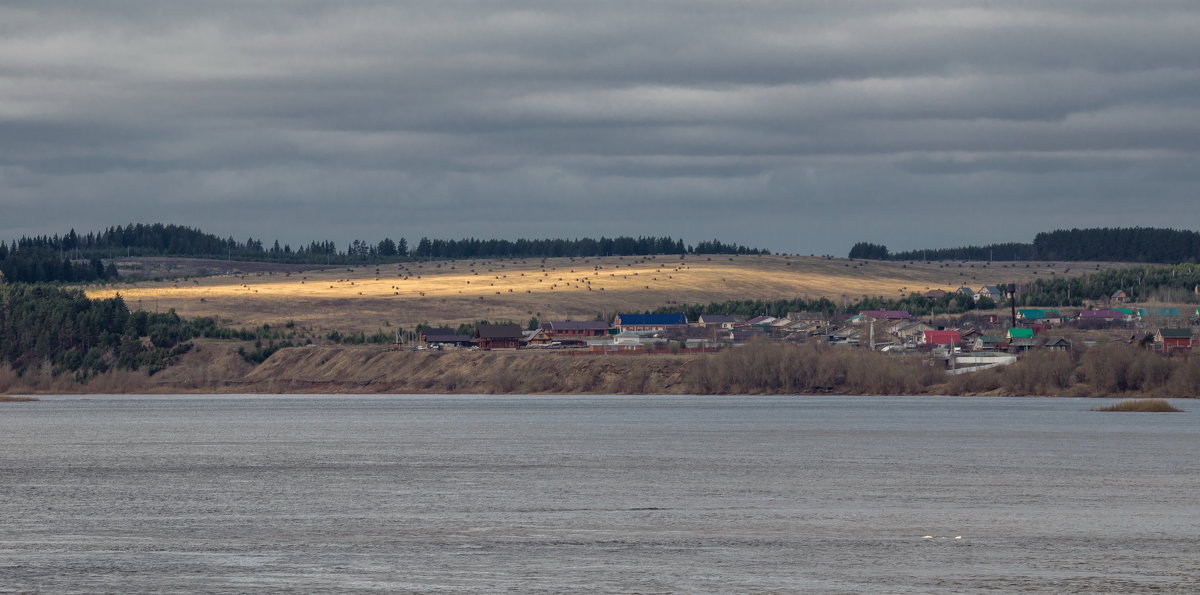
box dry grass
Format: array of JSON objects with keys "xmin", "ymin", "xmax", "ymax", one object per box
[
  {"xmin": 84, "ymin": 255, "xmax": 1133, "ymax": 334},
  {"xmin": 1093, "ymin": 398, "xmax": 1183, "ymax": 412},
  {"xmin": 0, "ymin": 395, "xmax": 39, "ymax": 402}
]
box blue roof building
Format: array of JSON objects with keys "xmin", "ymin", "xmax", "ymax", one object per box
[{"xmin": 614, "ymin": 313, "xmax": 688, "ymax": 329}]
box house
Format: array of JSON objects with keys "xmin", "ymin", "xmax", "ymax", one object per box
[
  {"xmin": 1017, "ymin": 308, "xmax": 1063, "ymax": 323},
  {"xmin": 890, "ymin": 321, "xmax": 934, "ymax": 343},
  {"xmin": 727, "ymin": 325, "xmax": 769, "ymax": 345},
  {"xmin": 826, "ymin": 326, "xmax": 860, "ymax": 345},
  {"xmin": 476, "ymin": 323, "xmax": 524, "ymax": 349},
  {"xmin": 544, "ymin": 320, "xmax": 610, "ymax": 338},
  {"xmin": 1155, "ymin": 328, "xmax": 1192, "ymax": 352},
  {"xmin": 924, "ymin": 289, "xmax": 948, "ymax": 299},
  {"xmin": 1136, "ymin": 308, "xmax": 1181, "ymax": 319},
  {"xmin": 421, "ymin": 328, "xmax": 474, "ymax": 348},
  {"xmin": 743, "ymin": 315, "xmax": 777, "ymax": 327},
  {"xmin": 523, "ymin": 328, "xmax": 553, "ymax": 346},
  {"xmin": 698, "ymin": 314, "xmax": 742, "ymax": 329},
  {"xmin": 921, "ymin": 330, "xmax": 961, "ymax": 347},
  {"xmin": 1111, "ymin": 290, "xmax": 1129, "ymax": 303},
  {"xmin": 587, "ymin": 331, "xmax": 646, "ymax": 352},
  {"xmin": 972, "ymin": 336, "xmax": 1006, "ymax": 351},
  {"xmin": 1010, "ymin": 337, "xmax": 1039, "ymax": 352},
  {"xmin": 1076, "ymin": 309, "xmax": 1126, "ymax": 322},
  {"xmin": 1040, "ymin": 336, "xmax": 1072, "ymax": 351},
  {"xmin": 1007, "ymin": 328, "xmax": 1035, "ymax": 340},
  {"xmin": 613, "ymin": 313, "xmax": 688, "ymax": 332},
  {"xmin": 786, "ymin": 311, "xmax": 832, "ymax": 325},
  {"xmin": 957, "ymin": 286, "xmax": 977, "ymax": 299},
  {"xmin": 976, "ymin": 286, "xmax": 1005, "ymax": 303}
]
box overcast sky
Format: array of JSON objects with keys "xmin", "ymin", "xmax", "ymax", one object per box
[{"xmin": 3, "ymin": 1, "xmax": 1199, "ymax": 255}]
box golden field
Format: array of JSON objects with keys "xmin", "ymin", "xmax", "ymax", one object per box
[{"xmin": 85, "ymin": 254, "xmax": 1128, "ymax": 334}]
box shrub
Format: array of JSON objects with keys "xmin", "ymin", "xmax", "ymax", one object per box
[{"xmin": 1093, "ymin": 399, "xmax": 1182, "ymax": 412}]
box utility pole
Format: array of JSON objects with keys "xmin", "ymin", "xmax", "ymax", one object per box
[{"xmin": 1008, "ymin": 283, "xmax": 1018, "ymax": 330}]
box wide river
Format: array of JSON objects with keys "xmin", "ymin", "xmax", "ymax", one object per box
[{"xmin": 1, "ymin": 395, "xmax": 1197, "ymax": 593}]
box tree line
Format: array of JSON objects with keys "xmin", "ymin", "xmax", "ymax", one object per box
[
  {"xmin": 1017, "ymin": 263, "xmax": 1200, "ymax": 306},
  {"xmin": 0, "ymin": 284, "xmax": 292, "ymax": 380},
  {"xmin": 1, "ymin": 223, "xmax": 768, "ymax": 283},
  {"xmin": 649, "ymin": 291, "xmax": 998, "ymax": 320},
  {"xmin": 854, "ymin": 227, "xmax": 1200, "ymax": 264}
]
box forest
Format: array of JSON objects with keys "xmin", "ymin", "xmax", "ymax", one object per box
[
  {"xmin": 854, "ymin": 227, "xmax": 1200, "ymax": 264},
  {"xmin": 0, "ymin": 284, "xmax": 295, "ymax": 380},
  {"xmin": 0, "ymin": 223, "xmax": 767, "ymax": 283}
]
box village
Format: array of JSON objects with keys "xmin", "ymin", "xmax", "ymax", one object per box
[{"xmin": 414, "ymin": 284, "xmax": 1200, "ymax": 362}]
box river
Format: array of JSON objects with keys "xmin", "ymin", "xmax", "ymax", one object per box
[{"xmin": 1, "ymin": 394, "xmax": 1197, "ymax": 593}]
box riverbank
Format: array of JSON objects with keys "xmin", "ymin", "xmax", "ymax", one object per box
[{"xmin": 3, "ymin": 340, "xmax": 1199, "ymax": 398}]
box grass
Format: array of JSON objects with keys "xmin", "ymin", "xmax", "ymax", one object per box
[
  {"xmin": 0, "ymin": 395, "xmax": 39, "ymax": 402},
  {"xmin": 84, "ymin": 254, "xmax": 1135, "ymax": 335},
  {"xmin": 1092, "ymin": 398, "xmax": 1183, "ymax": 412}
]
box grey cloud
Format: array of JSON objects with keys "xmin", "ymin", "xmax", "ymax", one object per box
[{"xmin": 2, "ymin": 1, "xmax": 1199, "ymax": 255}]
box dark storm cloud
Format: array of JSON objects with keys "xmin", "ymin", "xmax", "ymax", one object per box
[{"xmin": 2, "ymin": 1, "xmax": 1199, "ymax": 253}]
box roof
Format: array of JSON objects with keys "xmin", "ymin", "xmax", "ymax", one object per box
[
  {"xmin": 787, "ymin": 311, "xmax": 830, "ymax": 321},
  {"xmin": 1008, "ymin": 328, "xmax": 1035, "ymax": 338},
  {"xmin": 547, "ymin": 320, "xmax": 610, "ymax": 331},
  {"xmin": 1077, "ymin": 309, "xmax": 1125, "ymax": 318},
  {"xmin": 744, "ymin": 315, "xmax": 777, "ymax": 325},
  {"xmin": 476, "ymin": 323, "xmax": 524, "ymax": 339},
  {"xmin": 424, "ymin": 334, "xmax": 473, "ymax": 343},
  {"xmin": 923, "ymin": 330, "xmax": 961, "ymax": 344},
  {"xmin": 1018, "ymin": 308, "xmax": 1060, "ymax": 319},
  {"xmin": 616, "ymin": 313, "xmax": 688, "ymax": 326},
  {"xmin": 860, "ymin": 310, "xmax": 911, "ymax": 320},
  {"xmin": 1158, "ymin": 328, "xmax": 1193, "ymax": 338},
  {"xmin": 1138, "ymin": 308, "xmax": 1181, "ymax": 317},
  {"xmin": 699, "ymin": 314, "xmax": 740, "ymax": 323}
]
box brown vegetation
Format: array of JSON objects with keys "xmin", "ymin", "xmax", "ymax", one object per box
[
  {"xmin": 687, "ymin": 341, "xmax": 940, "ymax": 395},
  {"xmin": 1092, "ymin": 399, "xmax": 1183, "ymax": 413},
  {"xmin": 0, "ymin": 394, "xmax": 39, "ymax": 402},
  {"xmin": 6, "ymin": 336, "xmax": 1200, "ymax": 398}
]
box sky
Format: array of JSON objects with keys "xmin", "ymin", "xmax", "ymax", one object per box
[{"xmin": 2, "ymin": 1, "xmax": 1199, "ymax": 255}]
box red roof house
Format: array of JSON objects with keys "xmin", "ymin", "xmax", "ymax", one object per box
[{"xmin": 921, "ymin": 330, "xmax": 961, "ymax": 346}]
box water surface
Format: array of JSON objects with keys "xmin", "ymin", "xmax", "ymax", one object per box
[{"xmin": 2, "ymin": 395, "xmax": 1197, "ymax": 593}]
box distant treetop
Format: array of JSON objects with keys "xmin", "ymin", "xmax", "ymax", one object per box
[{"xmin": 852, "ymin": 227, "xmax": 1200, "ymax": 264}]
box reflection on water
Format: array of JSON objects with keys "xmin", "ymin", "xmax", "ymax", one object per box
[{"xmin": 2, "ymin": 395, "xmax": 1197, "ymax": 593}]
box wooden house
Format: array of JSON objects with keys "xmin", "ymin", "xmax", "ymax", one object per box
[
  {"xmin": 476, "ymin": 324, "xmax": 524, "ymax": 350},
  {"xmin": 523, "ymin": 328, "xmax": 553, "ymax": 346},
  {"xmin": 1155, "ymin": 328, "xmax": 1192, "ymax": 352},
  {"xmin": 698, "ymin": 314, "xmax": 742, "ymax": 329},
  {"xmin": 544, "ymin": 320, "xmax": 610, "ymax": 338}
]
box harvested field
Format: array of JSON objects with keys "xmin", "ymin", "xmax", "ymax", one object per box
[{"xmin": 86, "ymin": 255, "xmax": 1133, "ymax": 334}]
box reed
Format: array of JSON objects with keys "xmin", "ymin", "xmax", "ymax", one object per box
[
  {"xmin": 0, "ymin": 395, "xmax": 39, "ymax": 402},
  {"xmin": 1092, "ymin": 398, "xmax": 1183, "ymax": 412}
]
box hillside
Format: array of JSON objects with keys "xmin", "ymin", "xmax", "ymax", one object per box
[{"xmin": 84, "ymin": 254, "xmax": 1134, "ymax": 334}]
